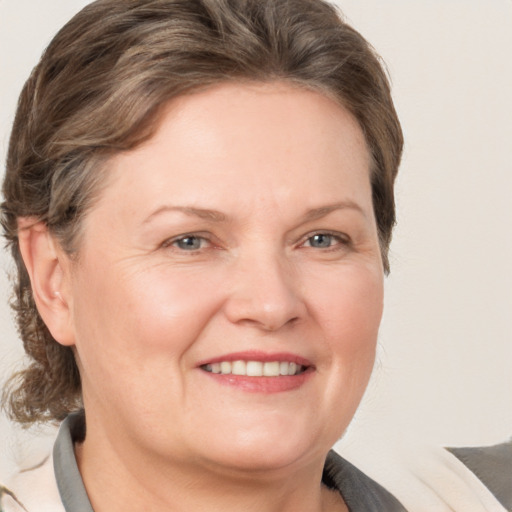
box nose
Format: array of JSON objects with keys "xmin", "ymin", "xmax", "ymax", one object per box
[{"xmin": 223, "ymin": 251, "xmax": 307, "ymax": 332}]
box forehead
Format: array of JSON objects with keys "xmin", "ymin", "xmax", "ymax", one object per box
[
  {"xmin": 157, "ymin": 81, "xmax": 368, "ymax": 153},
  {"xmin": 87, "ymin": 81, "xmax": 373, "ymax": 227},
  {"xmin": 119, "ymin": 82, "xmax": 368, "ymax": 172}
]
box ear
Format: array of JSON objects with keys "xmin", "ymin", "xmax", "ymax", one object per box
[{"xmin": 17, "ymin": 218, "xmax": 75, "ymax": 347}]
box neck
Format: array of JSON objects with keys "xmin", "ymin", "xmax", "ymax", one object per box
[{"xmin": 75, "ymin": 426, "xmax": 347, "ymax": 512}]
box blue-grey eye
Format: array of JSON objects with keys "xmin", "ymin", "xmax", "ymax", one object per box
[
  {"xmin": 307, "ymin": 234, "xmax": 336, "ymax": 248},
  {"xmin": 174, "ymin": 236, "xmax": 203, "ymax": 250}
]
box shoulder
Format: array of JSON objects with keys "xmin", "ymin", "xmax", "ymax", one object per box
[
  {"xmin": 334, "ymin": 437, "xmax": 511, "ymax": 512},
  {"xmin": 323, "ymin": 450, "xmax": 407, "ymax": 511},
  {"xmin": 447, "ymin": 440, "xmax": 512, "ymax": 510},
  {"xmin": 1, "ymin": 454, "xmax": 64, "ymax": 512}
]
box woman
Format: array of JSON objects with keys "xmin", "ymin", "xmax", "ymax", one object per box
[{"xmin": 0, "ymin": 1, "xmax": 508, "ymax": 511}]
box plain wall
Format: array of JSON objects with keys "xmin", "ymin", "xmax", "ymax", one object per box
[{"xmin": 1, "ymin": 0, "xmax": 511, "ymax": 482}]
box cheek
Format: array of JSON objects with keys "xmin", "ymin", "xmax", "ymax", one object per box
[
  {"xmin": 70, "ymin": 263, "xmax": 224, "ymax": 368},
  {"xmin": 309, "ymin": 264, "xmax": 383, "ymax": 397},
  {"xmin": 124, "ymin": 267, "xmax": 226, "ymax": 353},
  {"xmin": 69, "ymin": 263, "xmax": 227, "ymax": 423},
  {"xmin": 298, "ymin": 264, "xmax": 383, "ymax": 444},
  {"xmin": 312, "ymin": 264, "xmax": 384, "ymax": 345}
]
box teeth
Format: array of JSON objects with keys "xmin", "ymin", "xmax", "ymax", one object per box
[
  {"xmin": 263, "ymin": 361, "xmax": 280, "ymax": 377},
  {"xmin": 279, "ymin": 361, "xmax": 289, "ymax": 376},
  {"xmin": 247, "ymin": 361, "xmax": 263, "ymax": 376},
  {"xmin": 232, "ymin": 360, "xmax": 246, "ymax": 375},
  {"xmin": 203, "ymin": 361, "xmax": 304, "ymax": 377},
  {"xmin": 220, "ymin": 361, "xmax": 232, "ymax": 374}
]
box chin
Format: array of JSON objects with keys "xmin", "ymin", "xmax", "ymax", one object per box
[
  {"xmin": 196, "ymin": 423, "xmax": 335, "ymax": 474},
  {"xmin": 206, "ymin": 444, "xmax": 311, "ymax": 474}
]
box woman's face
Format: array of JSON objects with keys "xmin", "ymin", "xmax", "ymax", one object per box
[{"xmin": 63, "ymin": 82, "xmax": 384, "ymax": 472}]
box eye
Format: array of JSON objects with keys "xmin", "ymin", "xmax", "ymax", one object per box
[
  {"xmin": 168, "ymin": 235, "xmax": 210, "ymax": 251},
  {"xmin": 302, "ymin": 232, "xmax": 347, "ymax": 249}
]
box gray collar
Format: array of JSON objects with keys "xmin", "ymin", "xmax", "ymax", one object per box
[
  {"xmin": 53, "ymin": 412, "xmax": 93, "ymax": 512},
  {"xmin": 323, "ymin": 450, "xmax": 406, "ymax": 511}
]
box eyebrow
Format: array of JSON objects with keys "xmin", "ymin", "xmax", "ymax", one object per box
[
  {"xmin": 143, "ymin": 205, "xmax": 228, "ymax": 224},
  {"xmin": 302, "ymin": 201, "xmax": 367, "ymax": 222},
  {"xmin": 143, "ymin": 200, "xmax": 366, "ymax": 225}
]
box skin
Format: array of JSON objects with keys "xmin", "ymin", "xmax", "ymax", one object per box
[{"xmin": 21, "ymin": 82, "xmax": 384, "ymax": 512}]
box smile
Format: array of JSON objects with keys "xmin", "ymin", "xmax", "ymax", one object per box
[{"xmin": 202, "ymin": 360, "xmax": 306, "ymax": 377}]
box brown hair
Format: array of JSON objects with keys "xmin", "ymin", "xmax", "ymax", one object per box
[{"xmin": 1, "ymin": 0, "xmax": 403, "ymax": 424}]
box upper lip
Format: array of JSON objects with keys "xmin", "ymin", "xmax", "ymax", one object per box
[{"xmin": 196, "ymin": 351, "xmax": 314, "ymax": 368}]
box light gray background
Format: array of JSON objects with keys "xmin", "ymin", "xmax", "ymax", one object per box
[{"xmin": 1, "ymin": 0, "xmax": 511, "ymax": 482}]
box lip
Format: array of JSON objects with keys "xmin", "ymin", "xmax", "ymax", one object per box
[{"xmin": 196, "ymin": 351, "xmax": 315, "ymax": 393}]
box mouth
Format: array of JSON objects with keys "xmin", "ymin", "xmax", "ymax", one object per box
[
  {"xmin": 201, "ymin": 360, "xmax": 307, "ymax": 377},
  {"xmin": 197, "ymin": 352, "xmax": 314, "ymax": 392}
]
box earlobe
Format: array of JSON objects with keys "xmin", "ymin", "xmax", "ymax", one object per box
[{"xmin": 17, "ymin": 218, "xmax": 75, "ymax": 347}]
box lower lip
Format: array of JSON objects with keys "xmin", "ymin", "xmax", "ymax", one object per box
[{"xmin": 200, "ymin": 368, "xmax": 314, "ymax": 393}]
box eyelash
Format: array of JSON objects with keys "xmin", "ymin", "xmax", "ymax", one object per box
[{"xmin": 162, "ymin": 231, "xmax": 350, "ymax": 253}]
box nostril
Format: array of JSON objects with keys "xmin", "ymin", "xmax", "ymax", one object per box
[{"xmin": 223, "ymin": 264, "xmax": 307, "ymax": 330}]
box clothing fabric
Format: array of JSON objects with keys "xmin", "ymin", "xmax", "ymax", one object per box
[
  {"xmin": 343, "ymin": 438, "xmax": 510, "ymax": 512},
  {"xmin": 1, "ymin": 411, "xmax": 510, "ymax": 512},
  {"xmin": 448, "ymin": 442, "xmax": 512, "ymax": 511},
  {"xmin": 323, "ymin": 450, "xmax": 406, "ymax": 511},
  {"xmin": 51, "ymin": 412, "xmax": 406, "ymax": 512},
  {"xmin": 53, "ymin": 413, "xmax": 91, "ymax": 512}
]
